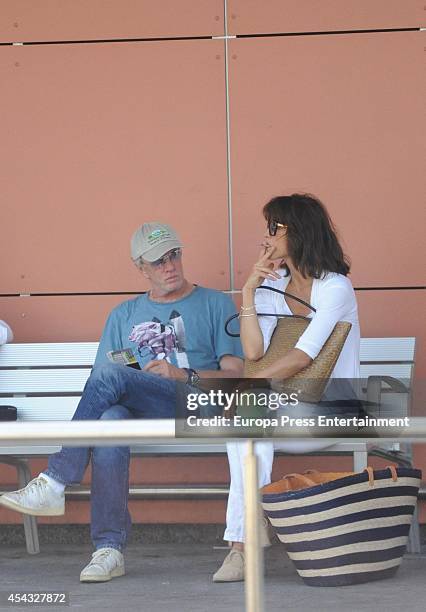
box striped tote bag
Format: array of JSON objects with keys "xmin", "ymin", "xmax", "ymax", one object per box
[{"xmin": 262, "ymin": 467, "xmax": 421, "ymax": 587}]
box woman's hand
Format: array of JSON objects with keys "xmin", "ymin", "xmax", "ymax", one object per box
[
  {"xmin": 240, "ymin": 246, "xmax": 282, "ymax": 361},
  {"xmin": 243, "ymin": 246, "xmax": 282, "ymax": 291}
]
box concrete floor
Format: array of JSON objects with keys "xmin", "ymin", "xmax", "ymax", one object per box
[{"xmin": 0, "ymin": 544, "xmax": 425, "ymax": 612}]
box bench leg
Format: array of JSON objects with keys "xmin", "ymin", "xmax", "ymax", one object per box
[
  {"xmin": 406, "ymin": 503, "xmax": 422, "ymax": 555},
  {"xmin": 16, "ymin": 461, "xmax": 40, "ymax": 555}
]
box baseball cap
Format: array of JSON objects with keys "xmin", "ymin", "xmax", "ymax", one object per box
[{"xmin": 130, "ymin": 222, "xmax": 183, "ymax": 262}]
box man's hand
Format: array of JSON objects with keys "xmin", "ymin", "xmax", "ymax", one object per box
[{"xmin": 143, "ymin": 359, "xmax": 187, "ymax": 381}]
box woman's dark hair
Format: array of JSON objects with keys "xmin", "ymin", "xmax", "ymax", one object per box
[{"xmin": 263, "ymin": 193, "xmax": 350, "ymax": 278}]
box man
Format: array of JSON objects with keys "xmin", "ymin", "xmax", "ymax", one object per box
[{"xmin": 0, "ymin": 223, "xmax": 243, "ymax": 582}]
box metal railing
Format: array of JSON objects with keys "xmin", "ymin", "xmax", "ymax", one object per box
[
  {"xmin": 1, "ymin": 418, "xmax": 426, "ymax": 612},
  {"xmin": 1, "ymin": 419, "xmax": 426, "ymax": 447}
]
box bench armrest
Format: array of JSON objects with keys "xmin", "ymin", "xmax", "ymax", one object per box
[
  {"xmin": 366, "ymin": 375, "xmax": 409, "ymax": 405},
  {"xmin": 366, "ymin": 376, "xmax": 411, "ymax": 456}
]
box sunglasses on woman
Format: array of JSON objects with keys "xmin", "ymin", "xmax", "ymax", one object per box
[{"xmin": 267, "ymin": 221, "xmax": 286, "ymax": 236}]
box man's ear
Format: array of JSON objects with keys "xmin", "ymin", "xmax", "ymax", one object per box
[{"xmin": 140, "ymin": 265, "xmax": 150, "ymax": 280}]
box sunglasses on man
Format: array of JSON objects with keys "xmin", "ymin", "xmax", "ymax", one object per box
[{"xmin": 147, "ymin": 248, "xmax": 182, "ymax": 268}]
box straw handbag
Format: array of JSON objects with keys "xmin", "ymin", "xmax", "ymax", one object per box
[
  {"xmin": 262, "ymin": 466, "xmax": 422, "ymax": 586},
  {"xmin": 238, "ymin": 285, "xmax": 352, "ymax": 402}
]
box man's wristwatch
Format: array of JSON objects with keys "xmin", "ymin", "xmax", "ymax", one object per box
[{"xmin": 184, "ymin": 368, "xmax": 200, "ymax": 387}]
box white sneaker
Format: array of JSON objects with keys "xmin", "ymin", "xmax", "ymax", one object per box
[
  {"xmin": 0, "ymin": 475, "xmax": 64, "ymax": 516},
  {"xmin": 80, "ymin": 548, "xmax": 125, "ymax": 583}
]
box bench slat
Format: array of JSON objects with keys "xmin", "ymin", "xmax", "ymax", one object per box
[
  {"xmin": 359, "ymin": 364, "xmax": 413, "ymax": 379},
  {"xmin": 0, "ymin": 369, "xmax": 90, "ymax": 393},
  {"xmin": 0, "ymin": 446, "xmax": 62, "ymax": 455},
  {"xmin": 0, "ymin": 397, "xmax": 79, "ymax": 420},
  {"xmin": 0, "ymin": 441, "xmax": 370, "ymax": 456},
  {"xmin": 0, "ymin": 443, "xmax": 229, "ymax": 455},
  {"xmin": 0, "ymin": 338, "xmax": 416, "ymax": 368},
  {"xmin": 0, "ymin": 366, "xmax": 414, "ymax": 395},
  {"xmin": 1, "ymin": 389, "xmax": 411, "ymax": 421},
  {"xmin": 359, "ymin": 337, "xmax": 415, "ymax": 362},
  {"xmin": 0, "ymin": 366, "xmax": 413, "ymax": 395},
  {"xmin": 0, "ymin": 343, "xmax": 98, "ymax": 367}
]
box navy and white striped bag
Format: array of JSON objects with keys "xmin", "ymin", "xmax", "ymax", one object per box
[{"xmin": 262, "ymin": 466, "xmax": 421, "ymax": 587}]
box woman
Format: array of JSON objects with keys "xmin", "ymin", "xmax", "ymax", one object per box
[{"xmin": 213, "ymin": 193, "xmax": 360, "ymax": 582}]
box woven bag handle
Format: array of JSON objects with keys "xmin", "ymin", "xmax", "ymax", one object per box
[
  {"xmin": 281, "ymin": 473, "xmax": 318, "ymax": 488},
  {"xmin": 363, "ymin": 465, "xmax": 398, "ymax": 487}
]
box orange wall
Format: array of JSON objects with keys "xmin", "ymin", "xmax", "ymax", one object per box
[{"xmin": 0, "ymin": 1, "xmax": 425, "ymax": 523}]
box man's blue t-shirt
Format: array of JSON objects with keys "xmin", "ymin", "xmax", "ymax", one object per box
[{"xmin": 95, "ymin": 286, "xmax": 243, "ymax": 370}]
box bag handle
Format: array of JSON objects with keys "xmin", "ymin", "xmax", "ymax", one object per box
[
  {"xmin": 225, "ymin": 285, "xmax": 316, "ymax": 337},
  {"xmin": 281, "ymin": 467, "xmax": 399, "ymax": 490},
  {"xmin": 258, "ymin": 285, "xmax": 316, "ymax": 313},
  {"xmin": 280, "ymin": 473, "xmax": 318, "ymax": 487},
  {"xmin": 363, "ymin": 465, "xmax": 398, "ymax": 487}
]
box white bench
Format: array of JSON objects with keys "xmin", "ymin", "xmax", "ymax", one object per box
[{"xmin": 0, "ymin": 338, "xmax": 421, "ymax": 555}]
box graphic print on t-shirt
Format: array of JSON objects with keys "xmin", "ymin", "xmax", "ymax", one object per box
[{"xmin": 128, "ymin": 309, "xmax": 190, "ymax": 368}]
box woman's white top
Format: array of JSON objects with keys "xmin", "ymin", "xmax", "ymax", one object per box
[
  {"xmin": 254, "ymin": 271, "xmax": 360, "ymax": 379},
  {"xmin": 0, "ymin": 320, "xmax": 14, "ymax": 345}
]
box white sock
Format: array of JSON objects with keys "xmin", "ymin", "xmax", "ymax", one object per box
[{"xmin": 40, "ymin": 472, "xmax": 65, "ymax": 494}]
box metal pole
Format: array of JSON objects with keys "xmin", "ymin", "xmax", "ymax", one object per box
[
  {"xmin": 1, "ymin": 419, "xmax": 426, "ymax": 448},
  {"xmin": 244, "ymin": 440, "xmax": 264, "ymax": 612}
]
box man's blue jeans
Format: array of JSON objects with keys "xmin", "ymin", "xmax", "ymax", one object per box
[{"xmin": 44, "ymin": 363, "xmax": 177, "ymax": 552}]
